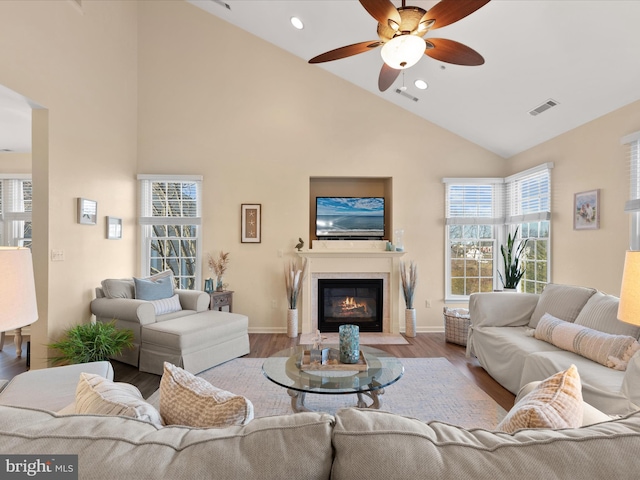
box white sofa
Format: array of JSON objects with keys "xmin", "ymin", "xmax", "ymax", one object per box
[
  {"xmin": 1, "ymin": 361, "xmax": 640, "ymax": 479},
  {"xmin": 467, "ymin": 284, "xmax": 640, "ymax": 416}
]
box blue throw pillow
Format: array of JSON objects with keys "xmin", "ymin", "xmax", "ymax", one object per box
[{"xmin": 134, "ymin": 275, "xmax": 174, "ymax": 301}]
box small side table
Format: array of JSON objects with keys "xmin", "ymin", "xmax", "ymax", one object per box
[{"xmin": 209, "ymin": 290, "xmax": 234, "ymax": 312}]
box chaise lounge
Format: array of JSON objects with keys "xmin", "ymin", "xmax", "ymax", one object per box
[{"xmin": 90, "ymin": 275, "xmax": 250, "ymax": 375}]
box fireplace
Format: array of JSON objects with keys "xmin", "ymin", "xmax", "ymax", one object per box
[{"xmin": 317, "ymin": 278, "xmax": 383, "ymax": 333}]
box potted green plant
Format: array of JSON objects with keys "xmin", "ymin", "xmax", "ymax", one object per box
[
  {"xmin": 498, "ymin": 227, "xmax": 529, "ymax": 290},
  {"xmin": 48, "ymin": 320, "xmax": 134, "ymax": 365}
]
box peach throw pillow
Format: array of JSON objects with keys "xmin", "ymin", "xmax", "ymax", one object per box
[{"xmin": 497, "ymin": 364, "xmax": 583, "ymax": 433}]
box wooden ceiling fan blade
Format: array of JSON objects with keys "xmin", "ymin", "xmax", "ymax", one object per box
[
  {"xmin": 359, "ymin": 0, "xmax": 401, "ymax": 29},
  {"xmin": 378, "ymin": 63, "xmax": 401, "ymax": 92},
  {"xmin": 424, "ymin": 38, "xmax": 484, "ymax": 66},
  {"xmin": 309, "ymin": 40, "xmax": 382, "ymax": 64},
  {"xmin": 421, "ymin": 0, "xmax": 491, "ymax": 31}
]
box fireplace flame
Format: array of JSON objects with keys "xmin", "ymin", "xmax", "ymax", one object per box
[{"xmin": 340, "ymin": 297, "xmax": 368, "ymax": 313}]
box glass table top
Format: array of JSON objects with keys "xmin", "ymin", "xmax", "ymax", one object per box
[{"xmin": 262, "ymin": 345, "xmax": 404, "ymax": 395}]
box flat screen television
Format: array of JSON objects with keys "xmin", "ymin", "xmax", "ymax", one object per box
[{"xmin": 315, "ymin": 197, "xmax": 385, "ymax": 239}]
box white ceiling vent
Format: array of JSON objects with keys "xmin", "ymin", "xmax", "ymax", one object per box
[
  {"xmin": 395, "ymin": 89, "xmax": 419, "ymax": 102},
  {"xmin": 529, "ymin": 99, "xmax": 559, "ymax": 116},
  {"xmin": 208, "ymin": 0, "xmax": 231, "ymax": 10}
]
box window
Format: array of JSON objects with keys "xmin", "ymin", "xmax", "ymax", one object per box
[
  {"xmin": 505, "ymin": 165, "xmax": 552, "ymax": 294},
  {"xmin": 444, "ymin": 164, "xmax": 552, "ymax": 301},
  {"xmin": 138, "ymin": 175, "xmax": 202, "ymax": 289},
  {"xmin": 622, "ymin": 131, "xmax": 640, "ymax": 249},
  {"xmin": 444, "ymin": 180, "xmax": 503, "ymax": 301},
  {"xmin": 0, "ymin": 175, "xmax": 32, "ymax": 248}
]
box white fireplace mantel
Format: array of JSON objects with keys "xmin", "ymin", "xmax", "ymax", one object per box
[{"xmin": 297, "ymin": 243, "xmax": 406, "ymax": 335}]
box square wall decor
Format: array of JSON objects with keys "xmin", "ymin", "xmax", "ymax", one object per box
[{"xmin": 77, "ymin": 198, "xmax": 97, "ymax": 225}]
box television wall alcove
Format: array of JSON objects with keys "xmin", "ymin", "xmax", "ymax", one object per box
[{"xmin": 309, "ymin": 176, "xmax": 393, "ymax": 245}]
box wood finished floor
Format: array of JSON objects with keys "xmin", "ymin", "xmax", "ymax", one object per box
[{"xmin": 0, "ymin": 333, "xmax": 515, "ymax": 411}]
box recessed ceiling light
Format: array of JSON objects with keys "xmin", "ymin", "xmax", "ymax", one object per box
[
  {"xmin": 290, "ymin": 17, "xmax": 304, "ymax": 30},
  {"xmin": 414, "ymin": 79, "xmax": 428, "ymax": 90}
]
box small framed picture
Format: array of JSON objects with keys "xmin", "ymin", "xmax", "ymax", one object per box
[
  {"xmin": 574, "ymin": 189, "xmax": 600, "ymax": 230},
  {"xmin": 241, "ymin": 204, "xmax": 261, "ymax": 243},
  {"xmin": 106, "ymin": 216, "xmax": 122, "ymax": 239},
  {"xmin": 77, "ymin": 198, "xmax": 97, "ymax": 225}
]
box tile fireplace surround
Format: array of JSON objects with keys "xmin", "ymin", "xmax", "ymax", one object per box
[{"xmin": 297, "ymin": 241, "xmax": 406, "ymax": 335}]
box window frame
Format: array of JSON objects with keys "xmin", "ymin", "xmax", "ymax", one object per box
[
  {"xmin": 443, "ymin": 179, "xmax": 504, "ymax": 303},
  {"xmin": 138, "ymin": 174, "xmax": 203, "ymax": 290},
  {"xmin": 622, "ymin": 132, "xmax": 640, "ymax": 250},
  {"xmin": 0, "ymin": 174, "xmax": 33, "ymax": 248},
  {"xmin": 443, "ymin": 164, "xmax": 553, "ymax": 302}
]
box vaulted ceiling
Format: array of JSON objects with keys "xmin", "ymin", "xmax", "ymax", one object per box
[
  {"xmin": 188, "ymin": 0, "xmax": 640, "ymax": 158},
  {"xmin": 2, "ymin": 1, "xmax": 640, "ymax": 158}
]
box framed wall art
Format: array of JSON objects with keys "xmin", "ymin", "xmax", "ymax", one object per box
[
  {"xmin": 574, "ymin": 189, "xmax": 600, "ymax": 230},
  {"xmin": 77, "ymin": 198, "xmax": 97, "ymax": 225},
  {"xmin": 241, "ymin": 204, "xmax": 261, "ymax": 243},
  {"xmin": 106, "ymin": 216, "xmax": 123, "ymax": 239}
]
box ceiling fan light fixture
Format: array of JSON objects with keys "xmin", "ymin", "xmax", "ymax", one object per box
[
  {"xmin": 380, "ymin": 35, "xmax": 425, "ymax": 70},
  {"xmin": 290, "ymin": 16, "xmax": 304, "ymax": 30}
]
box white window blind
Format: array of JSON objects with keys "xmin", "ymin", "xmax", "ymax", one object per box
[
  {"xmin": 0, "ymin": 175, "xmax": 33, "ymax": 247},
  {"xmin": 443, "ymin": 179, "xmax": 504, "ymax": 225},
  {"xmin": 622, "ymin": 132, "xmax": 640, "ymax": 213},
  {"xmin": 505, "ymin": 163, "xmax": 552, "ymax": 224}
]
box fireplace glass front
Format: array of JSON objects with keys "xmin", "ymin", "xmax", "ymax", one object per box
[{"xmin": 317, "ymin": 278, "xmax": 383, "ymax": 333}]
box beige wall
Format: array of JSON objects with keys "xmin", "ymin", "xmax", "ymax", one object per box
[
  {"xmin": 508, "ymin": 100, "xmax": 640, "ymax": 295},
  {"xmin": 0, "ymin": 153, "xmax": 31, "ymax": 174},
  {"xmin": 137, "ymin": 1, "xmax": 506, "ymax": 333},
  {"xmin": 0, "ymin": 1, "xmax": 139, "ymax": 368}
]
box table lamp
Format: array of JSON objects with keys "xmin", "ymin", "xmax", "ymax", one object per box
[
  {"xmin": 618, "ymin": 250, "xmax": 640, "ymax": 326},
  {"xmin": 0, "ymin": 247, "xmax": 39, "ymax": 358}
]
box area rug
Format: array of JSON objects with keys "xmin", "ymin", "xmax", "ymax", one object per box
[
  {"xmin": 148, "ymin": 358, "xmax": 505, "ymax": 429},
  {"xmin": 298, "ymin": 332, "xmax": 408, "ymax": 345}
]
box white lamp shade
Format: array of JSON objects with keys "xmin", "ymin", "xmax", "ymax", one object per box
[
  {"xmin": 0, "ymin": 247, "xmax": 39, "ymax": 331},
  {"xmin": 381, "ymin": 35, "xmax": 425, "ymax": 70},
  {"xmin": 618, "ymin": 250, "xmax": 640, "ymax": 326}
]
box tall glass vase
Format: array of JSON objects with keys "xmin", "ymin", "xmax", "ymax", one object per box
[{"xmin": 216, "ymin": 276, "xmax": 224, "ymax": 292}]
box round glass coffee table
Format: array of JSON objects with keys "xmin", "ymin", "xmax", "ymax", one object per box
[{"xmin": 262, "ymin": 345, "xmax": 404, "ymax": 413}]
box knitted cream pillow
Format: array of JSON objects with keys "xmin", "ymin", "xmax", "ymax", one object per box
[
  {"xmin": 75, "ymin": 373, "xmax": 163, "ymax": 426},
  {"xmin": 497, "ymin": 364, "xmax": 583, "ymax": 433},
  {"xmin": 160, "ymin": 362, "xmax": 254, "ymax": 428}
]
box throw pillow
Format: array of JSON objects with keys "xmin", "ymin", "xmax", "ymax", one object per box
[
  {"xmin": 535, "ymin": 313, "xmax": 640, "ymax": 370},
  {"xmin": 150, "ymin": 294, "xmax": 182, "ymax": 316},
  {"xmin": 159, "ymin": 362, "xmax": 254, "ymax": 428},
  {"xmin": 75, "ymin": 373, "xmax": 163, "ymax": 426},
  {"xmin": 528, "ymin": 284, "xmax": 597, "ymax": 328},
  {"xmin": 496, "ymin": 364, "xmax": 583, "ymax": 433},
  {"xmin": 101, "ymin": 278, "xmax": 135, "ymax": 299},
  {"xmin": 574, "ymin": 292, "xmax": 640, "ymax": 338},
  {"xmin": 134, "ymin": 271, "xmax": 174, "ymax": 300}
]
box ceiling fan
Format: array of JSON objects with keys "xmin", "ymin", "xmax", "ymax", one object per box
[{"xmin": 309, "ymin": 0, "xmax": 491, "ymax": 92}]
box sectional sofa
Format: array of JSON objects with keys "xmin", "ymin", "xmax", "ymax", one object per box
[
  {"xmin": 467, "ymin": 284, "xmax": 640, "ymax": 416},
  {"xmin": 1, "ymin": 361, "xmax": 640, "ymax": 479}
]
